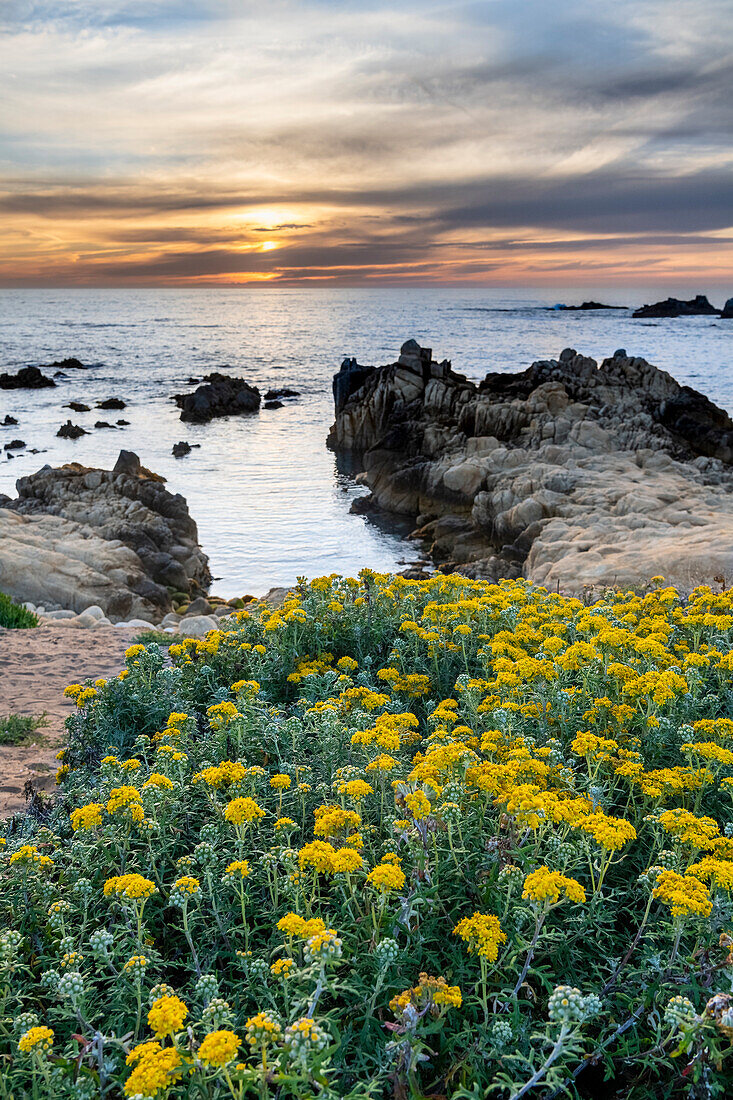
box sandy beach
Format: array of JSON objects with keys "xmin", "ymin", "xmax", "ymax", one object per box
[{"xmin": 0, "ymin": 623, "xmax": 135, "ymax": 816}]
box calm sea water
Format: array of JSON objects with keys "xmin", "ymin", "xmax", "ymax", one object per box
[{"xmin": 1, "ymin": 288, "xmax": 731, "ymax": 597}]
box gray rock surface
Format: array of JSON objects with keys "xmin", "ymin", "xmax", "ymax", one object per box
[
  {"xmin": 329, "ymin": 341, "xmax": 733, "ymax": 593},
  {"xmin": 0, "ymin": 450, "xmax": 210, "ymax": 621}
]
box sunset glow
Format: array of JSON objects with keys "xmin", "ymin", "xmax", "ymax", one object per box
[{"xmin": 1, "ymin": 0, "xmax": 731, "ymax": 287}]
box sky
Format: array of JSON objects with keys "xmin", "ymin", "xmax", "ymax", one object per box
[{"xmin": 1, "ymin": 0, "xmax": 732, "ymax": 287}]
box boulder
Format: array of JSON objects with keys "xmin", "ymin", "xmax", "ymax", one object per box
[
  {"xmin": 97, "ymin": 397, "xmax": 126, "ymax": 410},
  {"xmin": 328, "ymin": 342, "xmax": 733, "ymax": 594},
  {"xmin": 66, "ymin": 402, "xmax": 90, "ymax": 412},
  {"xmin": 264, "ymin": 400, "xmax": 283, "ymax": 409},
  {"xmin": 174, "ymin": 373, "xmax": 260, "ymax": 423},
  {"xmin": 0, "ymin": 366, "xmax": 55, "ymax": 389},
  {"xmin": 633, "ymin": 294, "xmax": 720, "ymax": 318},
  {"xmin": 178, "ymin": 614, "xmax": 218, "ymax": 638},
  {"xmin": 57, "ymin": 421, "xmax": 88, "ymax": 439},
  {"xmin": 3, "ymin": 415, "xmax": 19, "ymax": 425},
  {"xmin": 1, "ymin": 449, "xmax": 210, "ymax": 621},
  {"xmin": 172, "ymin": 441, "xmax": 192, "ymax": 457},
  {"xmin": 722, "ymin": 298, "xmax": 733, "ymax": 319},
  {"xmin": 4, "ymin": 440, "xmax": 25, "ymax": 451}
]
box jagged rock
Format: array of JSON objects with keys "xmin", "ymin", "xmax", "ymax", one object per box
[
  {"xmin": 0, "ymin": 366, "xmax": 55, "ymax": 390},
  {"xmin": 172, "ymin": 441, "xmax": 192, "ymax": 457},
  {"xmin": 66, "ymin": 402, "xmax": 91, "ymax": 412},
  {"xmin": 97, "ymin": 397, "xmax": 126, "ymax": 410},
  {"xmin": 42, "ymin": 357, "xmax": 86, "ymax": 370},
  {"xmin": 722, "ymin": 299, "xmax": 733, "ymax": 319},
  {"xmin": 3, "ymin": 415, "xmax": 19, "ymax": 425},
  {"xmin": 174, "ymin": 373, "xmax": 260, "ymax": 423},
  {"xmin": 333, "ymin": 358, "xmax": 375, "ymax": 414},
  {"xmin": 57, "ymin": 421, "xmax": 88, "ymax": 439},
  {"xmin": 117, "ymin": 419, "xmax": 130, "ymax": 426},
  {"xmin": 633, "ymin": 295, "xmax": 720, "ymax": 318},
  {"xmin": 329, "ymin": 341, "xmax": 733, "ymax": 594},
  {"xmin": 0, "ymin": 450, "xmax": 210, "ymax": 621},
  {"xmin": 4, "ymin": 440, "xmax": 25, "ymax": 451},
  {"xmin": 264, "ymin": 387, "xmax": 300, "ymax": 400}
]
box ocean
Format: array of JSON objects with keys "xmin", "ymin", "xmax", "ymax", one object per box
[{"xmin": 1, "ymin": 287, "xmax": 731, "ymax": 597}]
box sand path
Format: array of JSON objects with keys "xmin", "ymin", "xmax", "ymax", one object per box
[{"xmin": 0, "ymin": 624, "xmax": 136, "ymax": 816}]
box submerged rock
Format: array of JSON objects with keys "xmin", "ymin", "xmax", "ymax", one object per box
[
  {"xmin": 3, "ymin": 415, "xmax": 19, "ymax": 425},
  {"xmin": 264, "ymin": 387, "xmax": 300, "ymax": 400},
  {"xmin": 557, "ymin": 301, "xmax": 627, "ymax": 311},
  {"xmin": 97, "ymin": 397, "xmax": 126, "ymax": 410},
  {"xmin": 633, "ymin": 294, "xmax": 720, "ymax": 318},
  {"xmin": 4, "ymin": 440, "xmax": 25, "ymax": 451},
  {"xmin": 0, "ymin": 449, "xmax": 210, "ymax": 622},
  {"xmin": 0, "ymin": 366, "xmax": 56, "ymax": 390},
  {"xmin": 42, "ymin": 357, "xmax": 86, "ymax": 370},
  {"xmin": 66, "ymin": 401, "xmax": 91, "ymax": 412},
  {"xmin": 174, "ymin": 373, "xmax": 261, "ymax": 423},
  {"xmin": 329, "ymin": 341, "xmax": 733, "ymax": 593}
]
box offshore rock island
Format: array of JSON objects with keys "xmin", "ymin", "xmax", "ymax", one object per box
[{"xmin": 329, "ymin": 340, "xmax": 733, "ymax": 593}]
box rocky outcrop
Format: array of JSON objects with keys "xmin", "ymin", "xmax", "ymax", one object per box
[
  {"xmin": 0, "ymin": 366, "xmax": 55, "ymax": 389},
  {"xmin": 175, "ymin": 373, "xmax": 260, "ymax": 423},
  {"xmin": 0, "ymin": 450, "xmax": 210, "ymax": 621},
  {"xmin": 633, "ymin": 295, "xmax": 720, "ymax": 318},
  {"xmin": 722, "ymin": 299, "xmax": 733, "ymax": 319},
  {"xmin": 329, "ymin": 340, "xmax": 733, "ymax": 594},
  {"xmin": 57, "ymin": 421, "xmax": 88, "ymax": 439},
  {"xmin": 43, "ymin": 358, "xmax": 86, "ymax": 370},
  {"xmin": 557, "ymin": 301, "xmax": 627, "ymax": 311}
]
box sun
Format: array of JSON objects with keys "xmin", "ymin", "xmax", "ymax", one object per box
[{"xmin": 259, "ymin": 240, "xmax": 279, "ymax": 252}]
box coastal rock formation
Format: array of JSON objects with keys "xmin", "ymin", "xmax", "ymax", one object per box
[
  {"xmin": 722, "ymin": 298, "xmax": 733, "ymax": 319},
  {"xmin": 175, "ymin": 373, "xmax": 261, "ymax": 423},
  {"xmin": 42, "ymin": 358, "xmax": 86, "ymax": 370},
  {"xmin": 329, "ymin": 340, "xmax": 733, "ymax": 593},
  {"xmin": 0, "ymin": 366, "xmax": 55, "ymax": 389},
  {"xmin": 0, "ymin": 450, "xmax": 210, "ymax": 621},
  {"xmin": 557, "ymin": 301, "xmax": 627, "ymax": 311},
  {"xmin": 57, "ymin": 421, "xmax": 88, "ymax": 439},
  {"xmin": 633, "ymin": 294, "xmax": 719, "ymax": 318}
]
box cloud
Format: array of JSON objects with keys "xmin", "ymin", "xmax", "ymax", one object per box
[{"xmin": 0, "ymin": 0, "xmax": 731, "ymax": 284}]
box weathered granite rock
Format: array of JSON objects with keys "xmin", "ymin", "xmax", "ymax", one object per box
[
  {"xmin": 0, "ymin": 450, "xmax": 210, "ymax": 621},
  {"xmin": 175, "ymin": 373, "xmax": 260, "ymax": 423},
  {"xmin": 0, "ymin": 366, "xmax": 55, "ymax": 389},
  {"xmin": 633, "ymin": 294, "xmax": 720, "ymax": 318},
  {"xmin": 329, "ymin": 341, "xmax": 733, "ymax": 594}
]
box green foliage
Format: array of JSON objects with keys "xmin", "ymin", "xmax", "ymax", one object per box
[
  {"xmin": 0, "ymin": 713, "xmax": 48, "ymax": 746},
  {"xmin": 3, "ymin": 573, "xmax": 733, "ymax": 1099},
  {"xmin": 0, "ymin": 591, "xmax": 38, "ymax": 629}
]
